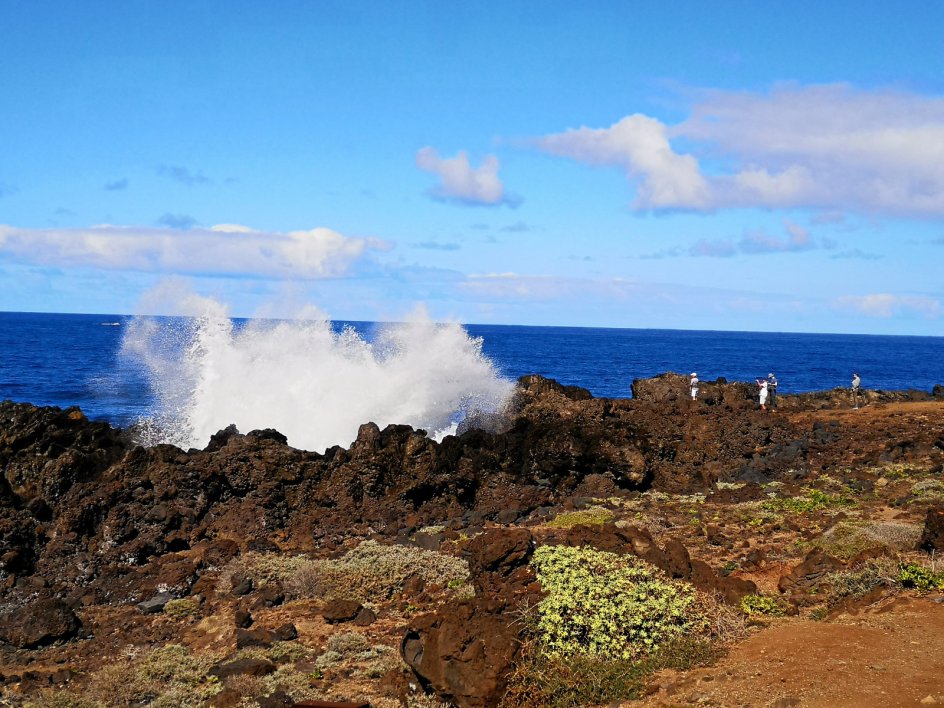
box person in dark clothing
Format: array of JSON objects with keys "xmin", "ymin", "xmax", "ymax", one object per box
[
  {"xmin": 852, "ymin": 372, "xmax": 861, "ymax": 409},
  {"xmin": 767, "ymin": 373, "xmax": 778, "ymax": 410}
]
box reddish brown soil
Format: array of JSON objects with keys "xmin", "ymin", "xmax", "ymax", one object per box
[{"xmin": 638, "ymin": 595, "xmax": 944, "ymax": 707}]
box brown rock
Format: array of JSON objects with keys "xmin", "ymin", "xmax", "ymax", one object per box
[
  {"xmin": 402, "ymin": 595, "xmax": 521, "ymax": 707},
  {"xmin": 919, "ymin": 505, "xmax": 944, "ymax": 553},
  {"xmin": 778, "ymin": 549, "xmax": 845, "ymax": 594},
  {"xmin": 322, "ymin": 599, "xmax": 363, "ymax": 624},
  {"xmin": 0, "ymin": 597, "xmax": 81, "ymax": 649}
]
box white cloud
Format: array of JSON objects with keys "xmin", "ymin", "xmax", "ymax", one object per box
[
  {"xmin": 415, "ymin": 147, "xmax": 515, "ymax": 206},
  {"xmin": 535, "ymin": 115, "xmax": 710, "ymax": 209},
  {"xmin": 833, "ymin": 293, "xmax": 941, "ymax": 319},
  {"xmin": 534, "ymin": 84, "xmax": 944, "ymax": 217},
  {"xmin": 0, "ymin": 224, "xmax": 390, "ymax": 279},
  {"xmin": 461, "ymin": 272, "xmax": 639, "ymax": 300}
]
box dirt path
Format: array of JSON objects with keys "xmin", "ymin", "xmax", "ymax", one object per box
[{"xmin": 635, "ymin": 595, "xmax": 944, "ymax": 707}]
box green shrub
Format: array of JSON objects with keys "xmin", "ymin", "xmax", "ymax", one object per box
[
  {"xmin": 898, "ymin": 563, "xmax": 944, "ymax": 592},
  {"xmin": 762, "ymin": 487, "xmax": 854, "ymax": 514},
  {"xmin": 825, "ymin": 557, "xmax": 898, "ymax": 609},
  {"xmin": 217, "ymin": 551, "xmax": 310, "ymax": 594},
  {"xmin": 326, "ymin": 631, "xmax": 371, "ymax": 655},
  {"xmin": 531, "ymin": 544, "xmax": 697, "ymax": 661},
  {"xmin": 501, "ymin": 635, "xmax": 719, "ymax": 707},
  {"xmin": 287, "ymin": 540, "xmax": 469, "ymax": 602},
  {"xmin": 816, "ymin": 521, "xmax": 922, "ymax": 561},
  {"xmin": 163, "ymin": 598, "xmax": 200, "ymax": 619},
  {"xmin": 545, "ymin": 506, "xmax": 614, "ymax": 529},
  {"xmin": 739, "ymin": 594, "xmax": 786, "ymax": 617}
]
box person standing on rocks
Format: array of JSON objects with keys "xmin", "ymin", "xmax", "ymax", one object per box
[
  {"xmin": 756, "ymin": 377, "xmax": 769, "ymax": 412},
  {"xmin": 690, "ymin": 372, "xmax": 699, "ymax": 401},
  {"xmin": 767, "ymin": 373, "xmax": 778, "ymax": 410},
  {"xmin": 852, "ymin": 372, "xmax": 862, "ymax": 409}
]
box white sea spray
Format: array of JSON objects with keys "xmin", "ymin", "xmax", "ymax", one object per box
[{"xmin": 120, "ymin": 291, "xmax": 514, "ymax": 452}]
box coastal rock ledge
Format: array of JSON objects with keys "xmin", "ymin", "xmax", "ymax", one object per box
[{"xmin": 1, "ymin": 373, "xmax": 944, "ymax": 706}]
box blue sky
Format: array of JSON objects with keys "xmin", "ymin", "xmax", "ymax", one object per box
[{"xmin": 1, "ymin": 1, "xmax": 943, "ymax": 334}]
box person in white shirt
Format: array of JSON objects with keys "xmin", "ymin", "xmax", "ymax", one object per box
[
  {"xmin": 756, "ymin": 378, "xmax": 769, "ymax": 412},
  {"xmin": 689, "ymin": 373, "xmax": 699, "ymax": 400}
]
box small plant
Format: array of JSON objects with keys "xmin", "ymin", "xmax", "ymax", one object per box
[
  {"xmin": 809, "ymin": 606, "xmax": 829, "ymax": 621},
  {"xmin": 286, "ymin": 540, "xmax": 469, "ymax": 602},
  {"xmin": 217, "ymin": 551, "xmax": 309, "ymax": 594},
  {"xmin": 739, "ymin": 594, "xmax": 786, "ymax": 617},
  {"xmin": 267, "ymin": 641, "xmax": 310, "ymax": 664},
  {"xmin": 163, "ymin": 598, "xmax": 200, "ymax": 619},
  {"xmin": 815, "ymin": 520, "xmax": 922, "ymax": 561},
  {"xmin": 326, "ymin": 631, "xmax": 371, "ymax": 656},
  {"xmin": 825, "ymin": 557, "xmax": 898, "ymax": 609},
  {"xmin": 911, "ymin": 479, "xmax": 944, "ymax": 500},
  {"xmin": 501, "ymin": 635, "xmax": 719, "ymax": 707},
  {"xmin": 761, "ymin": 487, "xmax": 854, "ymax": 514},
  {"xmin": 545, "ymin": 506, "xmax": 614, "ymax": 529},
  {"xmin": 530, "ymin": 544, "xmax": 697, "ymax": 661},
  {"xmin": 898, "ymin": 563, "xmax": 944, "ymax": 592}
]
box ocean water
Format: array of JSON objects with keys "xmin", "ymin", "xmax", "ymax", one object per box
[{"xmin": 0, "ymin": 311, "xmax": 941, "ymax": 451}]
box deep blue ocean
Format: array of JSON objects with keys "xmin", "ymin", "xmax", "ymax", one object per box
[{"xmin": 1, "ymin": 311, "xmax": 942, "ymax": 429}]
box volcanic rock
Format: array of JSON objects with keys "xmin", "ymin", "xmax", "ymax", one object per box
[
  {"xmin": 919, "ymin": 505, "xmax": 944, "ymax": 553},
  {"xmin": 402, "ymin": 594, "xmax": 521, "ymax": 708},
  {"xmin": 0, "ymin": 597, "xmax": 81, "ymax": 649},
  {"xmin": 322, "ymin": 599, "xmax": 363, "ymax": 624}
]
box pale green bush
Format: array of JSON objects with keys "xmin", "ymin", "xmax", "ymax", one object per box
[
  {"xmin": 531, "ymin": 544, "xmax": 697, "ymax": 661},
  {"xmin": 287, "ymin": 540, "xmax": 469, "ymax": 602}
]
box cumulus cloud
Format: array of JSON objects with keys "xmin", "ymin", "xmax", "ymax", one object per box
[
  {"xmin": 157, "ymin": 164, "xmax": 211, "ymax": 186},
  {"xmin": 0, "ymin": 223, "xmax": 390, "ymax": 279},
  {"xmin": 535, "ymin": 114, "xmax": 710, "ymax": 209},
  {"xmin": 534, "ymin": 84, "xmax": 944, "ymax": 216},
  {"xmin": 416, "ymin": 147, "xmax": 517, "ymax": 206},
  {"xmin": 834, "ymin": 293, "xmax": 941, "ymax": 319}
]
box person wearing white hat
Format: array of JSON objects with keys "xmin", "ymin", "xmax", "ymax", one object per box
[{"xmin": 689, "ymin": 372, "xmax": 699, "ymax": 401}]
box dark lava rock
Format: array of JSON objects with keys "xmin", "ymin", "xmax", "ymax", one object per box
[
  {"xmin": 778, "ymin": 549, "xmax": 845, "ymax": 594},
  {"xmin": 231, "ymin": 575, "xmax": 253, "ymax": 596},
  {"xmin": 466, "ymin": 527, "xmax": 533, "ymax": 582},
  {"xmin": 210, "ymin": 657, "xmax": 276, "ymax": 678},
  {"xmin": 234, "ymin": 608, "xmax": 253, "ymax": 628},
  {"xmin": 354, "ymin": 606, "xmax": 377, "ymax": 626},
  {"xmin": 321, "ymin": 599, "xmax": 363, "ymax": 624},
  {"xmin": 273, "ymin": 623, "xmax": 297, "ymax": 641},
  {"xmin": 0, "ymin": 597, "xmax": 81, "ymax": 649},
  {"xmin": 235, "ymin": 627, "xmax": 277, "ymax": 649},
  {"xmin": 919, "ymin": 505, "xmax": 944, "ymax": 553},
  {"xmin": 402, "ymin": 594, "xmax": 521, "ymax": 708},
  {"xmin": 257, "ymin": 690, "xmax": 294, "ymax": 708},
  {"xmin": 136, "ymin": 591, "xmax": 174, "ymax": 614}
]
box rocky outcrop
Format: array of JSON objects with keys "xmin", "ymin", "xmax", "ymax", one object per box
[
  {"xmin": 2, "ymin": 375, "xmax": 944, "ymax": 643},
  {"xmin": 919, "ymin": 505, "xmax": 944, "ymax": 553},
  {"xmin": 0, "ymin": 597, "xmax": 81, "ymax": 649}
]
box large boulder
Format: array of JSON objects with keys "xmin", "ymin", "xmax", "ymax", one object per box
[
  {"xmin": 0, "ymin": 597, "xmax": 81, "ymax": 649},
  {"xmin": 919, "ymin": 505, "xmax": 944, "ymax": 553},
  {"xmin": 401, "ymin": 594, "xmax": 521, "ymax": 708}
]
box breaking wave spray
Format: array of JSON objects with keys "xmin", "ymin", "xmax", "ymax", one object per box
[{"xmin": 120, "ymin": 289, "xmax": 515, "ymax": 452}]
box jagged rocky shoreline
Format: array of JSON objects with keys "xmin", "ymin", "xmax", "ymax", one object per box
[{"xmin": 1, "ymin": 373, "xmax": 943, "ymax": 706}]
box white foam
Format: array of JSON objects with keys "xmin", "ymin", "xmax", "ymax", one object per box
[{"xmin": 120, "ymin": 291, "xmax": 514, "ymax": 452}]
